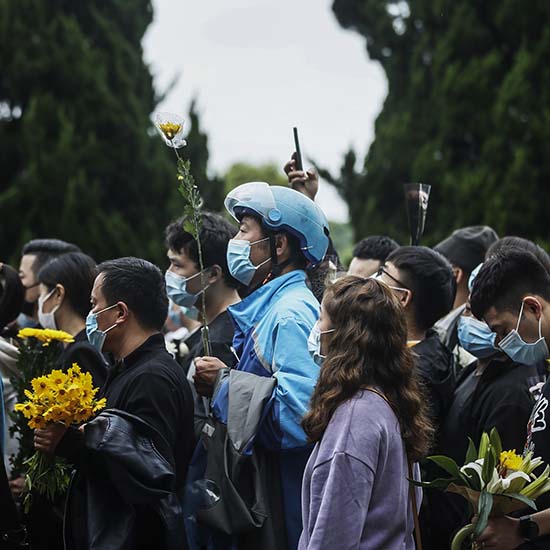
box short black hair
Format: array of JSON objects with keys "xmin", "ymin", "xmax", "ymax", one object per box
[
  {"xmin": 165, "ymin": 212, "xmax": 239, "ymax": 289},
  {"xmin": 22, "ymin": 239, "xmax": 81, "ymax": 276},
  {"xmin": 38, "ymin": 252, "xmax": 98, "ymax": 319},
  {"xmin": 98, "ymin": 257, "xmax": 168, "ymax": 331},
  {"xmin": 0, "ymin": 264, "xmax": 25, "ymax": 330},
  {"xmin": 387, "ymin": 246, "xmax": 455, "ymax": 331},
  {"xmin": 353, "ymin": 235, "xmax": 399, "ymax": 262},
  {"xmin": 486, "ymin": 236, "xmax": 550, "ymax": 274},
  {"xmin": 470, "ymin": 249, "xmax": 550, "ymax": 320}
]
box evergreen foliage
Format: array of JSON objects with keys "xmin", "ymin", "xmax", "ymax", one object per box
[{"xmin": 329, "ymin": 0, "xmax": 550, "ymax": 247}]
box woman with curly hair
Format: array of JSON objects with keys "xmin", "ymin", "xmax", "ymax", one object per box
[{"xmin": 299, "ymin": 276, "xmax": 433, "ymax": 550}]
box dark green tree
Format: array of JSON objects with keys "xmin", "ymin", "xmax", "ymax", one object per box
[
  {"xmin": 224, "ymin": 161, "xmax": 288, "ymax": 195},
  {"xmin": 0, "ymin": 1, "xmax": 214, "ymax": 266},
  {"xmin": 330, "ymin": 0, "xmax": 550, "ymax": 247}
]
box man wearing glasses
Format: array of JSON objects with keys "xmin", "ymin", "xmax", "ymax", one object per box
[{"xmin": 373, "ymin": 246, "xmax": 456, "ymax": 550}]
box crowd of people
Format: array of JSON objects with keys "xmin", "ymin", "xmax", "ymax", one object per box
[{"xmin": 1, "ymin": 155, "xmax": 550, "ymax": 550}]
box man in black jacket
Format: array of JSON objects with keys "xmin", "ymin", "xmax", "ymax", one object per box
[
  {"xmin": 469, "ymin": 250, "xmax": 550, "ymax": 549},
  {"xmin": 375, "ymin": 246, "xmax": 456, "ymax": 550},
  {"xmin": 432, "ymin": 343, "xmax": 538, "ymax": 547},
  {"xmin": 376, "ymin": 246, "xmax": 457, "ymax": 427},
  {"xmin": 34, "ymin": 257, "xmax": 194, "ymax": 550}
]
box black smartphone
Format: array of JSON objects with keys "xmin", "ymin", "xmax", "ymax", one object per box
[{"xmin": 293, "ymin": 127, "xmax": 303, "ymax": 171}]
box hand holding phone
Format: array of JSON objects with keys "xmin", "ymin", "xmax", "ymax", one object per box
[{"xmin": 283, "ymin": 129, "xmax": 319, "ymax": 201}]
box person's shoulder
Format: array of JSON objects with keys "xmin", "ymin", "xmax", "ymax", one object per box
[
  {"xmin": 64, "ymin": 339, "xmax": 102, "ymax": 360},
  {"xmin": 348, "ymin": 390, "xmax": 397, "ymax": 422},
  {"xmin": 134, "ymin": 351, "xmax": 188, "ymax": 385},
  {"xmin": 208, "ymin": 311, "xmax": 236, "ymax": 344},
  {"xmin": 316, "ymin": 391, "xmax": 399, "ymax": 468},
  {"xmin": 269, "ymin": 284, "xmax": 319, "ymax": 324},
  {"xmin": 326, "ymin": 391, "xmax": 398, "ymax": 443}
]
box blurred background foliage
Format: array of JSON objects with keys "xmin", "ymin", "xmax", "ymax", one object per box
[
  {"xmin": 1, "ymin": 0, "xmax": 548, "ymax": 270},
  {"xmin": 326, "ymin": 0, "xmax": 550, "ymax": 248}
]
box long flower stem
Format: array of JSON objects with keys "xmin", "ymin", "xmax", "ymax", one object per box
[
  {"xmin": 451, "ymin": 523, "xmax": 476, "ymax": 550},
  {"xmin": 171, "ymin": 141, "xmax": 211, "ymax": 355}
]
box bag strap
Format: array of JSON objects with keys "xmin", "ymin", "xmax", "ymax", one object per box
[
  {"xmin": 408, "ymin": 460, "xmax": 423, "ymax": 550},
  {"xmin": 363, "ymin": 387, "xmax": 423, "ymax": 550}
]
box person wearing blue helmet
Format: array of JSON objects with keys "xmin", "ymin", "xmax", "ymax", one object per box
[{"xmin": 193, "ymin": 181, "xmax": 330, "ymax": 550}]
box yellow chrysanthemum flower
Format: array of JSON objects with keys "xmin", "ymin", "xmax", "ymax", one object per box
[
  {"xmin": 49, "ymin": 369, "xmax": 69, "ymax": 386},
  {"xmin": 18, "ymin": 327, "xmax": 75, "ymax": 346},
  {"xmin": 16, "ymin": 362, "xmax": 105, "ymax": 430},
  {"xmin": 31, "ymin": 376, "xmax": 51, "ymax": 397},
  {"xmin": 500, "ymin": 450, "xmax": 524, "ymax": 472},
  {"xmin": 155, "ymin": 112, "xmax": 187, "ymax": 148},
  {"xmin": 158, "ymin": 121, "xmax": 182, "ymax": 140}
]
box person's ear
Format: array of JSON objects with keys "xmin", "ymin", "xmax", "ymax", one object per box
[
  {"xmin": 453, "ymin": 267, "xmax": 464, "ymax": 285},
  {"xmin": 275, "ymin": 233, "xmax": 289, "ymax": 261},
  {"xmin": 207, "ymin": 265, "xmax": 222, "ymax": 285},
  {"xmin": 401, "ymin": 289, "xmax": 413, "ymax": 309},
  {"xmin": 54, "ymin": 284, "xmax": 66, "ymax": 306},
  {"xmin": 523, "ymin": 296, "xmax": 543, "ymax": 321},
  {"xmin": 115, "ymin": 302, "xmax": 130, "ymax": 323}
]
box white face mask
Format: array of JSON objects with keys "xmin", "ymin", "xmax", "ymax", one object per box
[
  {"xmin": 37, "ymin": 288, "xmax": 60, "ymax": 330},
  {"xmin": 498, "ymin": 301, "xmax": 549, "ymax": 366},
  {"xmin": 307, "ymin": 321, "xmax": 336, "ymax": 366}
]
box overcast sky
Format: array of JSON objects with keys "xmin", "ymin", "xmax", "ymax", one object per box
[{"xmin": 143, "ymin": 0, "xmax": 387, "ymax": 222}]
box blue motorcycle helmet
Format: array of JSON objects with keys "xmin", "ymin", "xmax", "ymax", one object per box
[{"xmin": 224, "ymin": 182, "xmax": 330, "ymax": 266}]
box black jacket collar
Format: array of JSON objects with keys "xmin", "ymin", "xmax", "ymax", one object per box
[{"xmin": 114, "ymin": 333, "xmax": 166, "ymax": 373}]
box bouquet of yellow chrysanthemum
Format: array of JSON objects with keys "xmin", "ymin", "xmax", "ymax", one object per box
[
  {"xmin": 9, "ymin": 328, "xmax": 75, "ymax": 477},
  {"xmin": 413, "ymin": 428, "xmax": 550, "ymax": 549},
  {"xmin": 15, "ymin": 363, "xmax": 106, "ymax": 511},
  {"xmin": 17, "ymin": 327, "xmax": 75, "ymax": 347}
]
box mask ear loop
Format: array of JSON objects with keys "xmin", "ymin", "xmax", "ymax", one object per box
[
  {"xmin": 535, "ymin": 302, "xmax": 544, "ymax": 340},
  {"xmin": 516, "ymin": 301, "xmax": 526, "ymax": 333},
  {"xmin": 39, "ymin": 287, "xmax": 57, "ymax": 307}
]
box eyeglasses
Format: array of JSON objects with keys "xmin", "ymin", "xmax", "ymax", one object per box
[{"xmin": 373, "ymin": 266, "xmax": 411, "ymax": 293}]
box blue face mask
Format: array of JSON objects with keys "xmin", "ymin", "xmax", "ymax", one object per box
[
  {"xmin": 86, "ymin": 304, "xmax": 119, "ymax": 352},
  {"xmin": 165, "ymin": 270, "xmax": 209, "ymax": 308},
  {"xmin": 307, "ymin": 321, "xmax": 335, "ymax": 366},
  {"xmin": 226, "ymin": 237, "xmax": 271, "ymax": 286},
  {"xmin": 457, "ymin": 315, "xmax": 497, "ymax": 359},
  {"xmin": 498, "ymin": 301, "xmax": 549, "ymax": 366}
]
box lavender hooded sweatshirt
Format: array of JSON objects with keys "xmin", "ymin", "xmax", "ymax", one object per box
[{"xmin": 299, "ymin": 389, "xmax": 419, "ymax": 550}]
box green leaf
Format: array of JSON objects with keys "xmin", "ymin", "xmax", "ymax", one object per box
[
  {"xmin": 489, "ymin": 428, "xmax": 503, "ymax": 461},
  {"xmin": 465, "ymin": 437, "xmax": 478, "ymax": 465},
  {"xmin": 408, "ymin": 477, "xmax": 453, "ymax": 489},
  {"xmin": 482, "ymin": 445, "xmax": 496, "ymax": 485},
  {"xmin": 428, "ymin": 455, "xmax": 462, "ymax": 479},
  {"xmin": 478, "ymin": 432, "xmax": 490, "ymax": 460},
  {"xmin": 504, "ymin": 492, "xmax": 537, "ymax": 511},
  {"xmin": 473, "ymin": 491, "xmax": 493, "ymax": 539}
]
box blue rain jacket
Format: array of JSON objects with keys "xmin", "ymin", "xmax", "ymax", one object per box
[{"xmin": 211, "ymin": 269, "xmax": 320, "ymax": 548}]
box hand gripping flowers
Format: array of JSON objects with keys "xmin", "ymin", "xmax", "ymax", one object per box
[
  {"xmin": 413, "ymin": 428, "xmax": 550, "ymax": 549},
  {"xmin": 15, "ymin": 364, "xmax": 106, "ymax": 511}
]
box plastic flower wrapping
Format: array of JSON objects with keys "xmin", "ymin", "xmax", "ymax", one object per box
[
  {"xmin": 155, "ymin": 111, "xmax": 187, "ymax": 148},
  {"xmin": 413, "ymin": 428, "xmax": 550, "ymax": 549},
  {"xmin": 15, "ymin": 364, "xmax": 106, "ymax": 511}
]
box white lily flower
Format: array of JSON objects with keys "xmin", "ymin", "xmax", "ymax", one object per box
[
  {"xmin": 488, "ymin": 470, "xmax": 531, "ymax": 494},
  {"xmin": 460, "ymin": 459, "xmax": 484, "ymax": 486}
]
